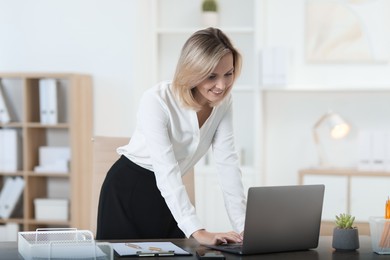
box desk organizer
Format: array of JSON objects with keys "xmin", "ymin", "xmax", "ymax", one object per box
[
  {"xmin": 18, "ymin": 228, "xmax": 113, "ymax": 259},
  {"xmin": 369, "ymin": 216, "xmax": 390, "ymax": 254}
]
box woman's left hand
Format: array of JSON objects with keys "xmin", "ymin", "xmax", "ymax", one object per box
[{"xmin": 192, "ymin": 229, "xmax": 243, "ymax": 245}]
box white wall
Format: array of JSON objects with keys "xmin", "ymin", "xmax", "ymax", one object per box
[
  {"xmin": 0, "ymin": 0, "xmax": 153, "ymax": 137},
  {"xmin": 265, "ymin": 0, "xmax": 390, "ymax": 87},
  {"xmin": 261, "ymin": 0, "xmax": 390, "ymax": 185},
  {"xmin": 1, "ymin": 0, "xmax": 390, "ymax": 185}
]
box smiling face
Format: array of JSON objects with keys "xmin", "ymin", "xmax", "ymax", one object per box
[{"xmin": 193, "ymin": 52, "xmax": 234, "ymax": 107}]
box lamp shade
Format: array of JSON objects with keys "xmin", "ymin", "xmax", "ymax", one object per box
[
  {"xmin": 327, "ymin": 113, "xmax": 350, "ymax": 139},
  {"xmin": 313, "ymin": 111, "xmax": 351, "ymax": 167}
]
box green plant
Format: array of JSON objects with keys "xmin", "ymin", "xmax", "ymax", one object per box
[
  {"xmin": 335, "ymin": 213, "xmax": 356, "ymax": 229},
  {"xmin": 202, "ymin": 0, "xmax": 218, "ymax": 12}
]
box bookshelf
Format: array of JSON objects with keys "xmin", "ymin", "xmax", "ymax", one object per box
[{"xmin": 0, "ymin": 73, "xmax": 93, "ymax": 235}]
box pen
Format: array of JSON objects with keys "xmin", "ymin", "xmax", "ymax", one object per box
[
  {"xmin": 148, "ymin": 246, "xmax": 162, "ymax": 251},
  {"xmin": 125, "ymin": 243, "xmax": 142, "ymax": 249}
]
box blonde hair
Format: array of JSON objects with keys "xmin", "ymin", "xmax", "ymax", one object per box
[{"xmin": 172, "ymin": 27, "xmax": 242, "ymax": 110}]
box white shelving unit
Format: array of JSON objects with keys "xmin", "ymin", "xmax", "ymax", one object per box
[
  {"xmin": 150, "ymin": 0, "xmax": 390, "ymax": 233},
  {"xmin": 151, "ymin": 0, "xmax": 264, "ymax": 231}
]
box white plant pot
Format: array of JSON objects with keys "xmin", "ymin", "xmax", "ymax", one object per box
[{"xmin": 202, "ymin": 11, "xmax": 219, "ymax": 27}]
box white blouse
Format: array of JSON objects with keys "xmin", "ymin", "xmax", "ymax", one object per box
[{"xmin": 117, "ymin": 81, "xmax": 246, "ymax": 237}]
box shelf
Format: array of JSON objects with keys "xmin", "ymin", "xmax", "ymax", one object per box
[
  {"xmin": 25, "ymin": 123, "xmax": 69, "ymax": 128},
  {"xmin": 0, "ymin": 122, "xmax": 23, "ymax": 128},
  {"xmin": 25, "ymin": 172, "xmax": 69, "ymax": 178},
  {"xmin": 26, "ymin": 219, "xmax": 71, "ymax": 226},
  {"xmin": 0, "ymin": 218, "xmax": 24, "ymax": 224},
  {"xmin": 299, "ymin": 168, "xmax": 390, "ymax": 177},
  {"xmin": 0, "ymin": 72, "xmax": 93, "ymax": 237},
  {"xmin": 261, "ymin": 86, "xmax": 390, "ymax": 92},
  {"xmin": 0, "ymin": 171, "xmax": 24, "ymax": 176}
]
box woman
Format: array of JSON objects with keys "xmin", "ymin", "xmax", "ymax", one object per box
[{"xmin": 96, "ymin": 27, "xmax": 246, "ymax": 246}]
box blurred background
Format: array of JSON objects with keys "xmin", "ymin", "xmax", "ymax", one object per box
[{"xmin": 1, "ymin": 0, "xmax": 390, "ymax": 234}]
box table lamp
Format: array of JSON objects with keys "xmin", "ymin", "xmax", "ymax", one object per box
[{"xmin": 313, "ymin": 111, "xmax": 350, "ymax": 167}]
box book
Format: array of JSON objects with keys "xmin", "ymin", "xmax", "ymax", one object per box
[{"xmin": 0, "ymin": 82, "xmax": 11, "ymax": 123}]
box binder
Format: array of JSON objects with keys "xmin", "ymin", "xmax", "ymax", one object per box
[
  {"xmin": 386, "ymin": 132, "xmax": 390, "ymax": 172},
  {"xmin": 371, "ymin": 131, "xmax": 386, "ymax": 171},
  {"xmin": 259, "ymin": 48, "xmax": 275, "ymax": 86},
  {"xmin": 0, "ymin": 129, "xmax": 20, "ymax": 172},
  {"xmin": 0, "ymin": 177, "xmax": 24, "ymax": 219},
  {"xmin": 357, "ymin": 130, "xmax": 372, "ymax": 171},
  {"xmin": 39, "ymin": 79, "xmax": 48, "ymax": 124},
  {"xmin": 0, "ymin": 177, "xmax": 14, "ymax": 218},
  {"xmin": 0, "ymin": 83, "xmax": 10, "ymax": 123},
  {"xmin": 39, "ymin": 79, "xmax": 58, "ymax": 124},
  {"xmin": 46, "ymin": 79, "xmax": 58, "ymax": 124},
  {"xmin": 274, "ymin": 47, "xmax": 289, "ymax": 86}
]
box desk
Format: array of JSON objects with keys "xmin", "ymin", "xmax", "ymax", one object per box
[{"xmin": 0, "ymin": 236, "xmax": 388, "ymax": 260}]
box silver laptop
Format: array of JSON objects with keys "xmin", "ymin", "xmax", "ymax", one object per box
[{"xmin": 207, "ymin": 184, "xmax": 325, "ymax": 255}]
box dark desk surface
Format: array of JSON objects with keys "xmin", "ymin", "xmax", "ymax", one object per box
[{"xmin": 1, "ymin": 236, "xmax": 389, "ymax": 260}]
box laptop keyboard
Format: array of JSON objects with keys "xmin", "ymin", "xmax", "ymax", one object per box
[{"xmin": 219, "ymin": 243, "xmax": 243, "ymax": 250}]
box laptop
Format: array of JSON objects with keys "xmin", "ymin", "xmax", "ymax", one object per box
[{"xmin": 207, "ymin": 184, "xmax": 325, "ymax": 255}]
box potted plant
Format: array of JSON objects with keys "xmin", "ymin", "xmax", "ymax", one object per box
[
  {"xmin": 332, "ymin": 213, "xmax": 360, "ymax": 251},
  {"xmin": 201, "ymin": 0, "xmax": 218, "ymax": 27}
]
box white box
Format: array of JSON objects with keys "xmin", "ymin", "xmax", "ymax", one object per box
[
  {"xmin": 34, "ymin": 146, "xmax": 70, "ymax": 173},
  {"xmin": 34, "ymin": 198, "xmax": 69, "ymax": 221}
]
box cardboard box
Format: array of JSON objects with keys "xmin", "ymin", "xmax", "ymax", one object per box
[{"xmin": 34, "ymin": 198, "xmax": 69, "ymax": 221}]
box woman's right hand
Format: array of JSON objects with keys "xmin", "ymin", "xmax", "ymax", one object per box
[{"xmin": 191, "ymin": 229, "xmax": 243, "ymax": 246}]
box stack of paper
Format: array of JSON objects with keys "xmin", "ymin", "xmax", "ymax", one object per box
[
  {"xmin": 34, "ymin": 146, "xmax": 70, "ymax": 173},
  {"xmin": 39, "ymin": 78, "xmax": 58, "ymax": 125},
  {"xmin": 0, "ymin": 177, "xmax": 24, "ymax": 219}
]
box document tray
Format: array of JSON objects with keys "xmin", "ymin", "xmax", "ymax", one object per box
[{"xmin": 18, "ymin": 228, "xmax": 113, "ymax": 259}]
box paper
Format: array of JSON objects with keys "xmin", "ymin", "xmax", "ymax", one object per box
[{"xmin": 112, "ymin": 242, "xmax": 191, "ymax": 256}]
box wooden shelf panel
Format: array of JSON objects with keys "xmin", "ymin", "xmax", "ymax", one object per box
[
  {"xmin": 0, "ymin": 218, "xmax": 24, "ymax": 224},
  {"xmin": 25, "ymin": 172, "xmax": 69, "ymax": 178},
  {"xmin": 26, "ymin": 219, "xmax": 71, "ymax": 226}
]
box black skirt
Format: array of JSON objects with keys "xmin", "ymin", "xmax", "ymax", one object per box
[{"xmin": 96, "ymin": 155, "xmax": 185, "ymax": 240}]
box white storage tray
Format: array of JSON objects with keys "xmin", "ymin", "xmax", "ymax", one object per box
[{"xmin": 18, "ymin": 228, "xmax": 112, "ymax": 259}]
